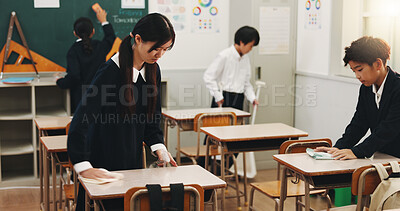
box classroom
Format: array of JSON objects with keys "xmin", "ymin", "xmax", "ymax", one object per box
[{"xmin": 1, "ymin": 0, "xmax": 400, "ymax": 210}]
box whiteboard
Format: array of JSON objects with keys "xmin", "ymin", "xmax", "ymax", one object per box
[
  {"xmin": 149, "ymin": 0, "xmax": 229, "ymax": 70},
  {"xmin": 296, "ymin": 0, "xmax": 332, "ymax": 75}
]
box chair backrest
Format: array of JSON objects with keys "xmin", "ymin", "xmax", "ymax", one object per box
[
  {"xmin": 351, "ymin": 162, "xmax": 399, "ymax": 210},
  {"xmin": 124, "ymin": 184, "xmax": 204, "ymax": 211},
  {"xmin": 66, "ymin": 122, "xmax": 71, "ymax": 135},
  {"xmin": 279, "ymin": 138, "xmax": 332, "ymax": 154},
  {"xmin": 352, "ymin": 163, "xmax": 394, "ymax": 196},
  {"xmin": 193, "ymin": 112, "xmax": 237, "ymax": 132}
]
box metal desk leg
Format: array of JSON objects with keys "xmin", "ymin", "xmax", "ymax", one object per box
[
  {"xmin": 302, "ymin": 174, "xmax": 311, "ymax": 211},
  {"xmin": 212, "ymin": 189, "xmax": 218, "ymax": 211},
  {"xmin": 243, "ymin": 152, "xmax": 248, "ymax": 206},
  {"xmin": 163, "ymin": 118, "xmax": 169, "ymax": 150},
  {"xmin": 39, "ymin": 136, "xmax": 43, "ymax": 209},
  {"xmin": 51, "ymin": 153, "xmax": 57, "ymax": 211},
  {"xmin": 205, "ymin": 136, "xmax": 210, "ymax": 170},
  {"xmin": 221, "ymin": 144, "xmax": 225, "ymax": 211},
  {"xmin": 43, "ymin": 147, "xmax": 50, "ymax": 211},
  {"xmin": 85, "ymin": 193, "xmax": 90, "ymax": 211},
  {"xmin": 176, "ymin": 123, "xmax": 181, "ymax": 165},
  {"xmin": 278, "ymin": 167, "xmax": 288, "ymax": 211},
  {"xmin": 94, "ymin": 200, "xmax": 100, "ymax": 211}
]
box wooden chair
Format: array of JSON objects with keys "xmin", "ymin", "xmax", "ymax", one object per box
[
  {"xmin": 330, "ymin": 162, "xmax": 399, "ymax": 211},
  {"xmin": 179, "ymin": 112, "xmax": 237, "ymax": 164},
  {"xmin": 179, "ymin": 112, "xmax": 242, "ymax": 208},
  {"xmin": 249, "ymin": 138, "xmax": 333, "ymax": 211},
  {"xmin": 124, "ymin": 184, "xmax": 204, "ymax": 211}
]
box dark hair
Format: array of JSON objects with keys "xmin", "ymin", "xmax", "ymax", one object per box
[
  {"xmin": 343, "ymin": 36, "xmax": 391, "ymax": 67},
  {"xmin": 74, "ymin": 17, "xmax": 94, "ymax": 54},
  {"xmin": 234, "ymin": 26, "xmax": 260, "ymax": 46},
  {"xmin": 118, "ymin": 13, "xmax": 175, "ymax": 116}
]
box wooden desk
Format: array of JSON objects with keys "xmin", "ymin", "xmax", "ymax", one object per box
[
  {"xmin": 35, "ymin": 116, "xmax": 71, "ymax": 211},
  {"xmin": 273, "ymin": 152, "xmax": 400, "ymax": 211},
  {"xmin": 162, "ymin": 107, "xmax": 251, "ymax": 165},
  {"xmin": 35, "ymin": 116, "xmax": 72, "ymax": 136},
  {"xmin": 40, "ymin": 135, "xmax": 67, "ymax": 211},
  {"xmin": 201, "ymin": 123, "xmax": 308, "ymax": 210},
  {"xmin": 79, "ymin": 165, "xmax": 227, "ymax": 211}
]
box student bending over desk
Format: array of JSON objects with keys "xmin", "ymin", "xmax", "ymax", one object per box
[
  {"xmin": 67, "ymin": 13, "xmax": 177, "ymax": 211},
  {"xmin": 316, "ymin": 36, "xmax": 400, "ymax": 160}
]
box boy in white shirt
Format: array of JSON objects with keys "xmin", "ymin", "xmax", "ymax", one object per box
[{"xmin": 204, "ymin": 26, "xmax": 260, "ymax": 109}]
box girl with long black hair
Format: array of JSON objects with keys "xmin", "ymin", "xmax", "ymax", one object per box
[{"xmin": 67, "ymin": 13, "xmax": 177, "ymax": 210}]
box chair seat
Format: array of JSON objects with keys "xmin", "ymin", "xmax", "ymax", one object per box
[
  {"xmin": 179, "ymin": 145, "xmax": 222, "ymax": 157},
  {"xmin": 250, "ymin": 179, "xmax": 326, "ymax": 198},
  {"xmin": 64, "ymin": 184, "xmax": 76, "ymax": 200}
]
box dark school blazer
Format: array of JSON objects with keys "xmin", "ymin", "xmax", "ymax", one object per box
[
  {"xmin": 335, "ymin": 66, "xmax": 400, "ymax": 158},
  {"xmin": 67, "ymin": 59, "xmax": 164, "ymax": 170}
]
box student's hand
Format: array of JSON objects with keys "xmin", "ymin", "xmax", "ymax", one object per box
[
  {"xmin": 314, "ymin": 146, "xmax": 338, "ymax": 153},
  {"xmin": 217, "ymin": 99, "xmax": 224, "ymax": 107},
  {"xmin": 253, "ymin": 99, "xmax": 259, "ymax": 106},
  {"xmin": 156, "ymin": 149, "xmax": 178, "ymax": 167},
  {"xmin": 79, "ymin": 168, "xmax": 115, "ymax": 179},
  {"xmin": 331, "ymin": 149, "xmax": 357, "ymax": 160},
  {"xmin": 96, "ymin": 9, "xmax": 107, "ymax": 23}
]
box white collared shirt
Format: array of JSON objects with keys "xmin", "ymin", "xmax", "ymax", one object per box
[
  {"xmin": 203, "ymin": 45, "xmax": 256, "ymax": 103},
  {"xmin": 372, "ymin": 71, "xmax": 389, "ymax": 109},
  {"xmin": 74, "ymin": 52, "xmax": 165, "ymax": 174}
]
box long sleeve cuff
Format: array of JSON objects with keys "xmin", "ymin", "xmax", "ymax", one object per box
[
  {"xmin": 101, "ymin": 21, "xmax": 109, "ymax": 26},
  {"xmin": 150, "ymin": 143, "xmax": 166, "ymax": 152},
  {"xmin": 74, "ymin": 161, "xmax": 93, "ymax": 174},
  {"xmin": 214, "ymin": 91, "xmax": 224, "ymax": 103},
  {"xmin": 150, "ymin": 143, "xmax": 167, "ymax": 157}
]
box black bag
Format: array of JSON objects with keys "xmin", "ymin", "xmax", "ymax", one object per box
[{"xmin": 146, "ymin": 183, "xmax": 184, "ymax": 211}]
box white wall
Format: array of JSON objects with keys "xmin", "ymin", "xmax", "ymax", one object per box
[
  {"xmin": 294, "ymin": 73, "xmax": 360, "ymax": 144},
  {"xmin": 294, "ymin": 0, "xmax": 367, "ymax": 145}
]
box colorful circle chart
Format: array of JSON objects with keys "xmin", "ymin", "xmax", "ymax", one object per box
[
  {"xmin": 209, "ymin": 6, "xmax": 218, "ymax": 16},
  {"xmin": 315, "ymin": 0, "xmax": 321, "ymax": 10},
  {"xmin": 306, "ymin": 0, "xmax": 311, "ymax": 10},
  {"xmin": 193, "ymin": 6, "xmax": 201, "ymax": 16},
  {"xmin": 199, "ymin": 0, "xmax": 212, "ymax": 8}
]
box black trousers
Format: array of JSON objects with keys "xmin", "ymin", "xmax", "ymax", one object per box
[{"xmin": 210, "ymin": 91, "xmax": 244, "ymax": 110}]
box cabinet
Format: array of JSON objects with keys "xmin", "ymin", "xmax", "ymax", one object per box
[{"xmin": 0, "ymin": 77, "xmax": 70, "ymax": 186}]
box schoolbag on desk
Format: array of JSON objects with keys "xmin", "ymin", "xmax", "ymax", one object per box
[{"xmin": 369, "ymin": 161, "xmax": 400, "ymax": 211}]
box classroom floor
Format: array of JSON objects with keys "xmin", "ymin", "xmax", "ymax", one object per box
[
  {"xmin": 0, "ymin": 168, "xmax": 340, "ymax": 211},
  {"xmin": 2, "ymin": 167, "xmax": 356, "ymax": 211}
]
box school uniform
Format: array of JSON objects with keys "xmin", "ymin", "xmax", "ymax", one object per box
[
  {"xmin": 335, "ymin": 66, "xmax": 400, "ymax": 158},
  {"xmin": 57, "ymin": 22, "xmax": 116, "ymax": 113},
  {"xmin": 68, "ymin": 53, "xmax": 166, "ymax": 210},
  {"xmin": 203, "ymin": 45, "xmax": 256, "ymax": 109}
]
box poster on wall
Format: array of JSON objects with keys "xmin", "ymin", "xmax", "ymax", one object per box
[
  {"xmin": 149, "ymin": 0, "xmax": 221, "ymax": 34},
  {"xmin": 34, "ymin": 0, "xmax": 60, "ymax": 8},
  {"xmin": 148, "ymin": 0, "xmax": 188, "ymax": 32},
  {"xmin": 190, "ymin": 0, "xmax": 221, "ymax": 33},
  {"xmin": 121, "ymin": 0, "xmax": 145, "ymax": 9},
  {"xmin": 304, "ymin": 0, "xmax": 322, "ymax": 30},
  {"xmin": 259, "ymin": 7, "xmax": 290, "ymax": 55}
]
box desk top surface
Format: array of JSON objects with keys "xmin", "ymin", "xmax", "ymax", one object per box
[
  {"xmin": 200, "ymin": 123, "xmax": 308, "ymax": 142},
  {"xmin": 162, "ymin": 107, "xmax": 251, "ymax": 121},
  {"xmin": 273, "ymin": 152, "xmax": 400, "ymax": 176},
  {"xmin": 40, "ymin": 135, "xmax": 67, "ymax": 152},
  {"xmin": 34, "ymin": 116, "xmax": 72, "ymax": 130},
  {"xmin": 80, "ymin": 165, "xmax": 226, "ymax": 200}
]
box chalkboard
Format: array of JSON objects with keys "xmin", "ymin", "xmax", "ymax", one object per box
[{"xmin": 0, "ymin": 0, "xmax": 147, "ymax": 68}]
